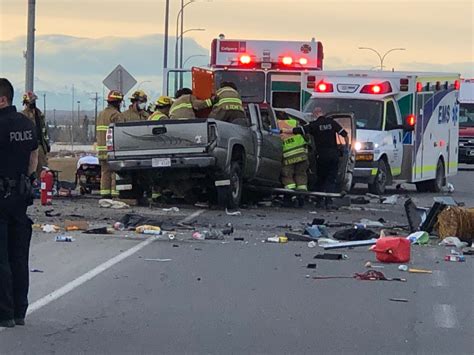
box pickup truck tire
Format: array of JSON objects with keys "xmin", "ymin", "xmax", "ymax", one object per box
[
  {"xmin": 368, "ymin": 159, "xmax": 388, "ymax": 195},
  {"xmin": 424, "ymin": 159, "xmax": 445, "ymax": 193},
  {"xmin": 217, "ymin": 162, "xmax": 242, "ymax": 209}
]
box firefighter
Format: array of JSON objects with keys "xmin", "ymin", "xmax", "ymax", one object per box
[
  {"xmin": 0, "ymin": 78, "xmax": 38, "ymax": 328},
  {"xmin": 121, "ymin": 90, "xmax": 149, "ymax": 122},
  {"xmin": 149, "ymin": 96, "xmax": 173, "ymax": 121},
  {"xmin": 277, "ymin": 114, "xmax": 309, "ymax": 192},
  {"xmin": 208, "ymin": 81, "xmax": 246, "ymax": 124},
  {"xmin": 22, "ymin": 91, "xmax": 50, "ymax": 177},
  {"xmin": 287, "ymin": 107, "xmax": 349, "ymax": 207},
  {"xmin": 169, "ymin": 88, "xmax": 214, "ymax": 119},
  {"xmin": 96, "ymin": 90, "xmax": 124, "ymax": 198}
]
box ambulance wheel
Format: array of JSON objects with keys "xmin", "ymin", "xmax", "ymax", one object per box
[
  {"xmin": 217, "ymin": 162, "xmax": 242, "ymax": 209},
  {"xmin": 368, "ymin": 160, "xmax": 388, "ymax": 195},
  {"xmin": 425, "ymin": 159, "xmax": 445, "ymax": 193}
]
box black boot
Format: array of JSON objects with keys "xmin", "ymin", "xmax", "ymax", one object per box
[
  {"xmin": 0, "ymin": 320, "xmax": 15, "ymax": 328},
  {"xmin": 14, "ymin": 318, "xmax": 25, "ymax": 326}
]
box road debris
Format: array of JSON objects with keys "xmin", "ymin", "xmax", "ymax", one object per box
[
  {"xmin": 358, "ymin": 218, "xmax": 385, "ymax": 228},
  {"xmin": 162, "ymin": 207, "xmax": 180, "ymax": 212},
  {"xmin": 382, "ymin": 195, "xmax": 399, "ymax": 205},
  {"xmin": 99, "ymin": 199, "xmax": 130, "ymax": 209},
  {"xmin": 408, "ymin": 268, "xmax": 433, "ymax": 274},
  {"xmin": 389, "ymin": 298, "xmax": 409, "ymax": 303},
  {"xmin": 225, "ymin": 208, "xmax": 242, "ymax": 216},
  {"xmin": 439, "ymin": 237, "xmax": 468, "ymax": 248},
  {"xmin": 364, "ymin": 261, "xmax": 384, "ymax": 269},
  {"xmin": 64, "ymin": 220, "xmax": 89, "ymax": 231},
  {"xmin": 371, "ymin": 237, "xmax": 411, "ymax": 263},
  {"xmin": 313, "ymin": 270, "xmax": 406, "ymax": 282},
  {"xmin": 30, "ymin": 269, "xmax": 44, "ymax": 273},
  {"xmin": 445, "ymin": 254, "xmax": 466, "ymax": 262},
  {"xmin": 314, "ymin": 253, "xmax": 347, "ymax": 260},
  {"xmin": 306, "ymin": 263, "xmax": 317, "ymax": 269},
  {"xmin": 407, "ymin": 231, "xmax": 429, "ymax": 245},
  {"xmin": 55, "ymin": 235, "xmax": 75, "ymax": 242},
  {"xmin": 307, "ymin": 241, "xmax": 317, "ymax": 248},
  {"xmin": 333, "ymin": 228, "xmax": 379, "ymax": 241},
  {"xmin": 398, "ymin": 265, "xmax": 409, "ymax": 272},
  {"xmin": 136, "ymin": 225, "xmax": 162, "ymax": 235},
  {"xmin": 114, "ymin": 222, "xmax": 125, "ymax": 231},
  {"xmin": 144, "ymin": 258, "xmax": 172, "ymax": 262},
  {"xmin": 266, "ymin": 236, "xmax": 288, "ymax": 243},
  {"xmin": 322, "ymin": 238, "xmax": 378, "ymax": 250},
  {"xmin": 83, "ymin": 227, "xmax": 111, "ymax": 234},
  {"xmin": 351, "ymin": 196, "xmax": 370, "ymax": 204},
  {"xmin": 44, "ymin": 210, "xmax": 61, "ymax": 217},
  {"xmin": 436, "ymin": 206, "xmax": 474, "ymax": 242},
  {"xmin": 42, "ymin": 224, "xmax": 60, "ymax": 233}
]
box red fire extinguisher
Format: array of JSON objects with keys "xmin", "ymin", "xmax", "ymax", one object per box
[{"xmin": 40, "ymin": 169, "xmax": 54, "ymax": 206}]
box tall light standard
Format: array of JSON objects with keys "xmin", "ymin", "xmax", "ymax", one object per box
[
  {"xmin": 174, "ymin": 28, "xmax": 205, "ymax": 90},
  {"xmin": 175, "ymin": 0, "xmax": 198, "ymax": 70},
  {"xmin": 358, "ymin": 47, "xmax": 406, "ymax": 70},
  {"xmin": 162, "ymin": 0, "xmax": 170, "ymax": 72},
  {"xmin": 77, "ymin": 100, "xmax": 81, "ymax": 125},
  {"xmin": 25, "ymin": 0, "xmax": 36, "ymax": 92},
  {"xmin": 183, "ymin": 54, "xmax": 208, "ymax": 67}
]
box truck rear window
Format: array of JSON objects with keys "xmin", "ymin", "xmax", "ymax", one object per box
[
  {"xmin": 304, "ymin": 98, "xmax": 383, "ymax": 130},
  {"xmin": 214, "ymin": 71, "xmax": 265, "ymax": 103}
]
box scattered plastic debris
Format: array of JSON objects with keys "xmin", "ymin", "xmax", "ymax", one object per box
[
  {"xmin": 83, "ymin": 227, "xmax": 111, "ymax": 234},
  {"xmin": 64, "ymin": 220, "xmax": 89, "ymax": 231},
  {"xmin": 307, "ymin": 241, "xmax": 317, "ymax": 248},
  {"xmin": 441, "ymin": 183, "xmax": 455, "ymax": 193},
  {"xmin": 439, "ymin": 237, "xmax": 468, "ymax": 248},
  {"xmin": 359, "ymin": 218, "xmax": 384, "ymax": 228},
  {"xmin": 168, "ymin": 234, "xmax": 176, "ymax": 240},
  {"xmin": 314, "ymin": 253, "xmax": 347, "ymax": 260},
  {"xmin": 324, "ymin": 238, "xmax": 378, "ymax": 250},
  {"xmin": 305, "ymin": 225, "xmax": 328, "ymax": 239},
  {"xmin": 99, "ymin": 199, "xmax": 130, "ymax": 209},
  {"xmin": 42, "ymin": 224, "xmax": 60, "ymax": 233},
  {"xmin": 398, "ymin": 265, "xmax": 408, "ymax": 272},
  {"xmin": 225, "ymin": 209, "xmax": 242, "ymax": 216},
  {"xmin": 407, "ymin": 231, "xmax": 429, "ymax": 245},
  {"xmin": 267, "ymin": 236, "xmax": 288, "ymax": 243},
  {"xmin": 30, "ymin": 269, "xmax": 44, "ymax": 273},
  {"xmin": 371, "ymin": 237, "xmax": 410, "ymax": 263},
  {"xmin": 162, "ymin": 207, "xmax": 180, "ymax": 212},
  {"xmin": 45, "ymin": 210, "xmax": 61, "ymax": 217},
  {"xmin": 192, "ymin": 232, "xmax": 205, "ymax": 240},
  {"xmin": 364, "ymin": 261, "xmax": 384, "ymax": 269},
  {"xmin": 114, "ymin": 222, "xmax": 125, "ymax": 231},
  {"xmin": 144, "ymin": 258, "xmax": 172, "ymax": 262},
  {"xmin": 136, "ymin": 225, "xmax": 162, "ymax": 235},
  {"xmin": 445, "ymin": 254, "xmax": 465, "ymax": 262},
  {"xmin": 382, "ymin": 195, "xmax": 399, "ymax": 205},
  {"xmin": 55, "ymin": 235, "xmax": 74, "ymax": 242}
]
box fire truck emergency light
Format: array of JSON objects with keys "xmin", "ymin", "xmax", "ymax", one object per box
[
  {"xmin": 239, "ymin": 55, "xmax": 252, "ymax": 65},
  {"xmin": 282, "ymin": 56, "xmax": 293, "ymax": 65},
  {"xmin": 299, "ymin": 58, "xmax": 308, "ymax": 65}
]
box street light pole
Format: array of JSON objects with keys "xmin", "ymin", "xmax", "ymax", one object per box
[
  {"xmin": 358, "ymin": 47, "xmax": 406, "ymax": 70},
  {"xmin": 180, "ymin": 0, "xmax": 184, "ymax": 70},
  {"xmin": 162, "ymin": 0, "xmax": 170, "ymax": 73},
  {"xmin": 25, "ymin": 0, "xmax": 36, "ymax": 92},
  {"xmin": 183, "ymin": 54, "xmax": 208, "ymax": 67},
  {"xmin": 174, "ymin": 28, "xmax": 205, "ymax": 92}
]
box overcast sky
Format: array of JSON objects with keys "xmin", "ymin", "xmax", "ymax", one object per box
[{"xmin": 1, "ymin": 0, "xmax": 473, "ymax": 73}]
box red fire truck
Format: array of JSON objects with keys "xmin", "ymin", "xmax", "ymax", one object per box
[{"xmin": 163, "ymin": 37, "xmax": 323, "ymax": 110}]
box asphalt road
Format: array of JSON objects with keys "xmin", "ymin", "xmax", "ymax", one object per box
[{"xmin": 0, "ymin": 168, "xmax": 473, "ymax": 354}]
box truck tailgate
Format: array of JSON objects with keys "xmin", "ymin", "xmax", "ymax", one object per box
[{"xmin": 112, "ymin": 119, "xmax": 210, "ymax": 157}]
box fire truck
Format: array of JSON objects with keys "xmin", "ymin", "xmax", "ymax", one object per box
[{"xmin": 163, "ymin": 37, "xmax": 324, "ymax": 110}]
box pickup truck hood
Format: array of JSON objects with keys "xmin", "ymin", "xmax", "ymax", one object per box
[
  {"xmin": 460, "ymin": 126, "xmax": 474, "ymax": 137},
  {"xmin": 356, "ymin": 130, "xmax": 384, "ymax": 144}
]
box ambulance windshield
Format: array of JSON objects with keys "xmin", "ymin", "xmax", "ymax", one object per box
[
  {"xmin": 304, "ymin": 98, "xmax": 383, "ymax": 130},
  {"xmin": 459, "ymin": 104, "xmax": 474, "ymax": 127},
  {"xmin": 215, "ymin": 71, "xmax": 265, "ymax": 103}
]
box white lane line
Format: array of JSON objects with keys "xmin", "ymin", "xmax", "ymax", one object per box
[
  {"xmin": 0, "ymin": 209, "xmax": 207, "ymax": 333},
  {"xmin": 179, "ymin": 209, "xmax": 205, "ymax": 224},
  {"xmin": 431, "ymin": 270, "xmax": 448, "ymax": 287},
  {"xmin": 434, "ymin": 304, "xmax": 458, "ymax": 329}
]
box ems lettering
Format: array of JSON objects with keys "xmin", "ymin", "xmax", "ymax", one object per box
[
  {"xmin": 319, "ymin": 124, "xmax": 332, "ymax": 131},
  {"xmin": 438, "ymin": 105, "xmax": 451, "ymax": 124},
  {"xmin": 10, "ymin": 130, "xmax": 33, "ymax": 142}
]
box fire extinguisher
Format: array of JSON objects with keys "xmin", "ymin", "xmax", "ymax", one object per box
[{"xmin": 40, "ymin": 169, "xmax": 54, "ymax": 206}]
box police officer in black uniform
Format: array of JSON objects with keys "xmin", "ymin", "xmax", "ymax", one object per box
[
  {"xmin": 0, "ymin": 78, "xmax": 38, "ymax": 328},
  {"xmin": 290, "ymin": 107, "xmax": 349, "ymax": 207}
]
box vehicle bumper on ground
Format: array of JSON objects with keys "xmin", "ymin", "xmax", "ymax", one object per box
[
  {"xmin": 354, "ymin": 161, "xmax": 377, "ymax": 184},
  {"xmin": 109, "ymin": 156, "xmax": 216, "ymax": 171}
]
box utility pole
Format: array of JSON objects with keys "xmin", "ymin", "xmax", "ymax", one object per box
[
  {"xmin": 92, "ymin": 92, "xmax": 98, "ymax": 141},
  {"xmin": 71, "ymin": 84, "xmax": 75, "ymax": 148},
  {"xmin": 163, "ymin": 0, "xmax": 170, "ymax": 71},
  {"xmin": 25, "ymin": 0, "xmax": 36, "ymax": 92},
  {"xmin": 43, "ymin": 93, "xmax": 46, "ymax": 116},
  {"xmin": 179, "ymin": 0, "xmax": 184, "ymax": 87},
  {"xmin": 77, "ymin": 100, "xmax": 81, "ymax": 124}
]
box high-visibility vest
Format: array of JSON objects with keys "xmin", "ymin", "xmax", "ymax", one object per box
[
  {"xmin": 278, "ymin": 119, "xmax": 308, "ymax": 165},
  {"xmin": 149, "ymin": 111, "xmax": 168, "ymax": 121}
]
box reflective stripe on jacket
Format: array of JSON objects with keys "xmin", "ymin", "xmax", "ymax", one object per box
[
  {"xmin": 169, "ymin": 95, "xmax": 212, "ymax": 119},
  {"xmin": 148, "ymin": 111, "xmax": 168, "ymax": 121},
  {"xmin": 209, "ymin": 87, "xmax": 244, "ymax": 119},
  {"xmin": 278, "ymin": 119, "xmax": 308, "ymax": 166},
  {"xmin": 96, "ymin": 105, "xmax": 122, "ymax": 160}
]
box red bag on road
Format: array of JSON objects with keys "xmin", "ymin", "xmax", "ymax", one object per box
[{"xmin": 371, "ymin": 237, "xmax": 410, "ymax": 263}]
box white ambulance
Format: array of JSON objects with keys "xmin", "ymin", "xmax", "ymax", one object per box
[{"xmin": 301, "ymin": 70, "xmax": 461, "ymax": 194}]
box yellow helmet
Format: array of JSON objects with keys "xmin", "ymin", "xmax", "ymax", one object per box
[
  {"xmin": 155, "ymin": 96, "xmax": 173, "ymax": 107},
  {"xmin": 130, "ymin": 90, "xmax": 148, "ymax": 102}
]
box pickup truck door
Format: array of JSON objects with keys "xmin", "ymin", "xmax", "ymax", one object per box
[{"xmin": 255, "ymin": 106, "xmax": 283, "ymax": 184}]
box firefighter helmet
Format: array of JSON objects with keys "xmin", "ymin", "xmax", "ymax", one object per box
[
  {"xmin": 22, "ymin": 91, "xmax": 38, "ymax": 104},
  {"xmin": 130, "ymin": 90, "xmax": 148, "ymax": 102},
  {"xmin": 107, "ymin": 90, "xmax": 124, "ymax": 102},
  {"xmin": 155, "ymin": 96, "xmax": 173, "ymax": 107}
]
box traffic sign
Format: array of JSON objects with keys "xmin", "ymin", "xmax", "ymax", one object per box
[{"xmin": 102, "ymin": 65, "xmax": 137, "ymax": 95}]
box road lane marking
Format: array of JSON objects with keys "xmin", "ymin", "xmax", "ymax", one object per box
[
  {"xmin": 0, "ymin": 209, "xmax": 207, "ymax": 333},
  {"xmin": 431, "ymin": 270, "xmax": 448, "ymax": 287},
  {"xmin": 434, "ymin": 304, "xmax": 458, "ymax": 328}
]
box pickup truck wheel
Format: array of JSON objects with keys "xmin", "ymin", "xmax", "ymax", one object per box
[
  {"xmin": 425, "ymin": 159, "xmax": 445, "ymax": 193},
  {"xmin": 368, "ymin": 160, "xmax": 388, "ymax": 195},
  {"xmin": 217, "ymin": 162, "xmax": 242, "ymax": 209}
]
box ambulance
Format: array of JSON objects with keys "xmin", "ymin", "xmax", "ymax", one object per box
[
  {"xmin": 163, "ymin": 37, "xmax": 324, "ymax": 109},
  {"xmin": 458, "ymin": 78, "xmax": 474, "ymax": 164},
  {"xmin": 301, "ymin": 70, "xmax": 461, "ymax": 194}
]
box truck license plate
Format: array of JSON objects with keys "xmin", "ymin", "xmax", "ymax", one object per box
[{"xmin": 152, "ymin": 158, "xmax": 171, "ymax": 167}]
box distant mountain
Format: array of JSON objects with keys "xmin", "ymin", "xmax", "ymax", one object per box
[{"xmin": 1, "ymin": 34, "xmax": 209, "ymax": 110}]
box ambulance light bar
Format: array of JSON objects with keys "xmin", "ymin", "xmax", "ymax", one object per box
[
  {"xmin": 360, "ymin": 81, "xmax": 392, "ymax": 94},
  {"xmin": 315, "ymin": 81, "xmax": 334, "ymax": 93}
]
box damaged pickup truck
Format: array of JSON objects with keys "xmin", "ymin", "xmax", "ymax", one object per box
[{"xmin": 107, "ymin": 104, "xmax": 355, "ymax": 208}]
